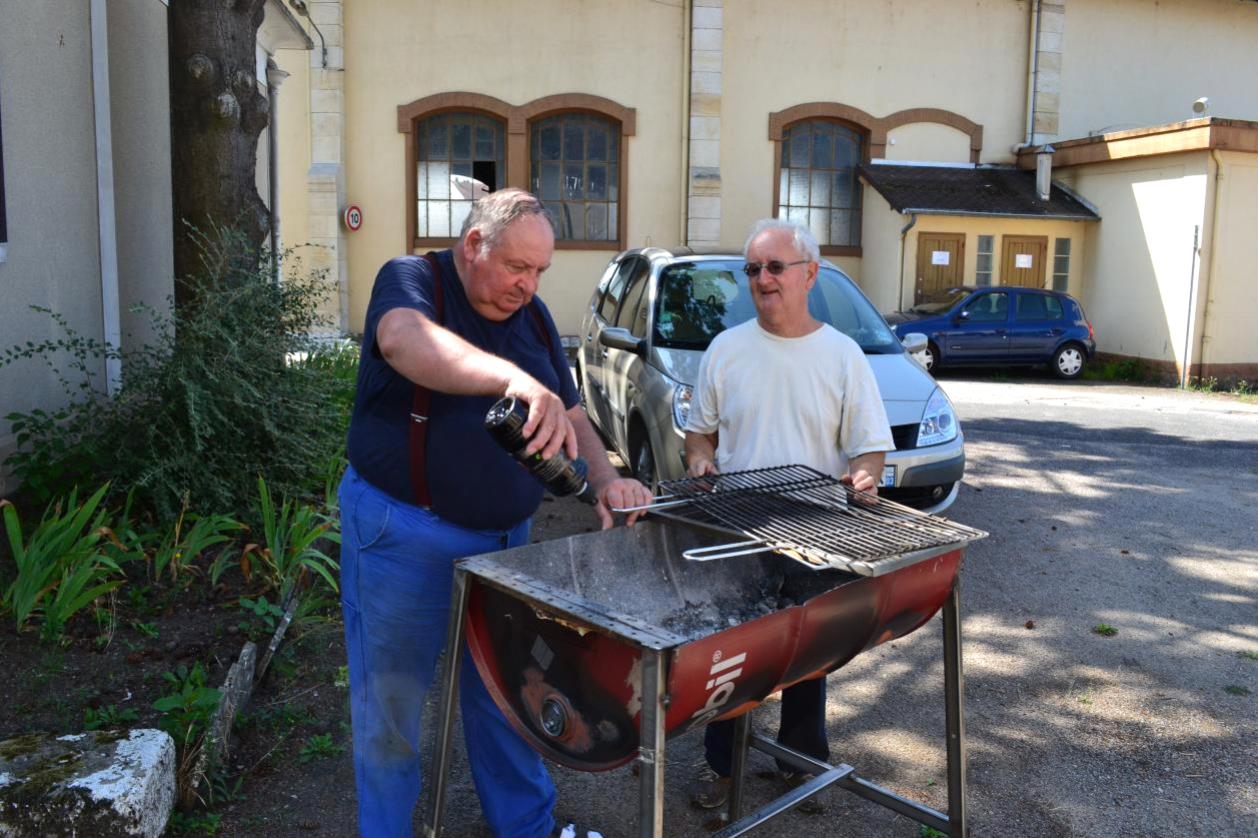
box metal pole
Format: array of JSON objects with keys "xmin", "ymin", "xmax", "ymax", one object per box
[
  {"xmin": 942, "ymin": 580, "xmax": 968, "ymax": 837},
  {"xmin": 638, "ymin": 648, "xmax": 667, "ymax": 838},
  {"xmin": 727, "ymin": 712, "xmax": 752, "ymax": 822},
  {"xmin": 422, "ymin": 569, "xmax": 472, "ymax": 838}
]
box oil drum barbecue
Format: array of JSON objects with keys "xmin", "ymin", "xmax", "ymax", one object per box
[{"xmin": 424, "ymin": 465, "xmax": 987, "ymax": 836}]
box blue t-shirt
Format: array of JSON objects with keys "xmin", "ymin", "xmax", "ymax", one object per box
[{"xmin": 346, "ymin": 251, "xmax": 579, "ymax": 530}]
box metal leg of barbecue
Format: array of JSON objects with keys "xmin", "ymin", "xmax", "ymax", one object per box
[
  {"xmin": 727, "ymin": 711, "xmax": 753, "ymax": 821},
  {"xmin": 712, "ymin": 736, "xmax": 852, "ymax": 838},
  {"xmin": 943, "ymin": 579, "xmax": 968, "ymax": 837},
  {"xmin": 637, "ymin": 647, "xmax": 667, "ymax": 838},
  {"xmin": 421, "ymin": 568, "xmax": 472, "ymax": 838}
]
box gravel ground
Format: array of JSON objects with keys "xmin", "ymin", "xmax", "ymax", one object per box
[{"xmin": 225, "ymin": 376, "xmax": 1258, "ymax": 837}]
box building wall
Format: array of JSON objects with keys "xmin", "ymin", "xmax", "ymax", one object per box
[
  {"xmin": 274, "ymin": 48, "xmax": 312, "ymax": 261},
  {"xmin": 720, "ymin": 0, "xmax": 1031, "ymax": 256},
  {"xmin": 340, "ymin": 0, "xmax": 685, "ymax": 335},
  {"xmin": 0, "ymin": 2, "xmax": 105, "ymax": 484},
  {"xmin": 1056, "ymin": 152, "xmax": 1209, "ymax": 365},
  {"xmin": 108, "ymin": 0, "xmax": 174, "ymax": 348},
  {"xmin": 860, "ymin": 203, "xmax": 1089, "ymax": 315},
  {"xmin": 885, "ymin": 124, "xmax": 974, "ymax": 164},
  {"xmin": 1199, "ymin": 151, "xmax": 1258, "ymax": 372},
  {"xmin": 1059, "ymin": 0, "xmax": 1258, "ymax": 141}
]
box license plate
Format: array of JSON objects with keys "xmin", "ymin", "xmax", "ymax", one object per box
[{"xmin": 880, "ymin": 465, "xmax": 896, "ymax": 488}]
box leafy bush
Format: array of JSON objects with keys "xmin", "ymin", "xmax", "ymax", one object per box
[
  {"xmin": 1, "ymin": 228, "xmax": 353, "ymax": 520},
  {"xmin": 1, "ymin": 485, "xmax": 125, "ymax": 642},
  {"xmin": 154, "ymin": 662, "xmax": 222, "ymax": 809}
]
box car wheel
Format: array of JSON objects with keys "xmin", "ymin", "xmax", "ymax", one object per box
[
  {"xmin": 1051, "ymin": 343, "xmax": 1086, "ymax": 380},
  {"xmin": 632, "ymin": 434, "xmax": 657, "ymax": 490},
  {"xmin": 923, "ymin": 342, "xmax": 939, "ymax": 374}
]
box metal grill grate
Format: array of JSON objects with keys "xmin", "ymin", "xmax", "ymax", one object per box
[{"xmin": 642, "ymin": 465, "xmax": 987, "ymax": 575}]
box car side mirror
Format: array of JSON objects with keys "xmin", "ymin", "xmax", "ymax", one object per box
[
  {"xmin": 953, "ymin": 309, "xmax": 970, "ymax": 324},
  {"xmin": 599, "ymin": 327, "xmax": 645, "ymax": 355},
  {"xmin": 900, "ymin": 332, "xmax": 927, "ymax": 354}
]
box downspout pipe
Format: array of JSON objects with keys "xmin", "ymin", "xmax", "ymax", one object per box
[
  {"xmin": 898, "ymin": 213, "xmax": 917, "ymax": 310},
  {"xmin": 679, "ymin": 0, "xmax": 692, "ymax": 247},
  {"xmin": 1014, "ymin": 0, "xmax": 1042, "ymax": 153},
  {"xmin": 266, "ymin": 59, "xmax": 289, "ymax": 285},
  {"xmin": 1195, "ymin": 149, "xmax": 1224, "ymax": 384},
  {"xmin": 90, "ymin": 0, "xmax": 122, "ymax": 395}
]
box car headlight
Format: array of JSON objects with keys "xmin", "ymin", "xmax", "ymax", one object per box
[
  {"xmin": 918, "ymin": 387, "xmax": 958, "ymax": 447},
  {"xmin": 670, "ymin": 380, "xmax": 694, "ymax": 431}
]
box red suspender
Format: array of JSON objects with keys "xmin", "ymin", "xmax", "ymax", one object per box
[
  {"xmin": 408, "ymin": 254, "xmax": 443, "ymax": 507},
  {"xmin": 406, "ymin": 252, "xmax": 555, "ymax": 508}
]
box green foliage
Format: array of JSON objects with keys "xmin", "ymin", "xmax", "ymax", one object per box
[
  {"xmin": 1240, "ymin": 650, "xmax": 1258, "ymax": 661},
  {"xmin": 146, "ymin": 501, "xmax": 242, "ymax": 586},
  {"xmin": 154, "ymin": 663, "xmax": 222, "ymax": 745},
  {"xmin": 237, "ymin": 595, "xmax": 284, "ymax": 641},
  {"xmin": 167, "ymin": 810, "xmax": 221, "ymax": 836},
  {"xmin": 1, "ymin": 485, "xmax": 125, "ymax": 642},
  {"xmin": 1, "ymin": 228, "xmax": 352, "ymax": 520},
  {"xmin": 1092, "ymin": 623, "xmax": 1118, "ymax": 637},
  {"xmin": 242, "ymin": 476, "xmax": 340, "ymax": 602},
  {"xmin": 1083, "ymin": 358, "xmax": 1148, "ymax": 383},
  {"xmin": 1224, "ymin": 685, "xmax": 1251, "ymax": 696},
  {"xmin": 84, "ymin": 704, "xmax": 140, "ymax": 731},
  {"xmin": 298, "ymin": 732, "xmax": 344, "ymax": 763},
  {"xmin": 129, "ymin": 619, "xmax": 159, "ymax": 639}
]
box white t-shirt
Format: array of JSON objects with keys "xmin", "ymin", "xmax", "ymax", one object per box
[{"xmin": 685, "ymin": 319, "xmax": 894, "ymax": 478}]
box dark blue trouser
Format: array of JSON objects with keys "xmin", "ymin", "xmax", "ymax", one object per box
[
  {"xmin": 339, "ymin": 466, "xmax": 556, "ymax": 837},
  {"xmin": 703, "ymin": 677, "xmax": 830, "ymax": 777}
]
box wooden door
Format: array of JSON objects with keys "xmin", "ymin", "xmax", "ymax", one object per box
[
  {"xmin": 915, "ymin": 233, "xmax": 965, "ymax": 304},
  {"xmin": 1001, "ymin": 236, "xmax": 1048, "ymax": 288}
]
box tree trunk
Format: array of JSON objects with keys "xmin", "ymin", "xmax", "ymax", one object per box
[{"xmin": 169, "ymin": 0, "xmax": 270, "ymax": 307}]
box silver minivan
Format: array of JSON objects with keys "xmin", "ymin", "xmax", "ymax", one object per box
[{"xmin": 577, "ymin": 248, "xmax": 965, "ymax": 513}]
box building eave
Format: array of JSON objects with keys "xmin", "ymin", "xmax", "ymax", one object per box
[{"xmin": 1016, "ymin": 117, "xmax": 1258, "ymax": 169}]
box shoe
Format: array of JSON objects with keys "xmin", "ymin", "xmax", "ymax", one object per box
[
  {"xmin": 551, "ymin": 822, "xmax": 604, "ymax": 838},
  {"xmin": 780, "ymin": 770, "xmax": 826, "ymax": 815},
  {"xmin": 688, "ymin": 763, "xmax": 731, "ymax": 810}
]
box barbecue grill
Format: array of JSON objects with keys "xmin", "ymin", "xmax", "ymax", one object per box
[{"xmin": 423, "ymin": 466, "xmax": 986, "ymax": 836}]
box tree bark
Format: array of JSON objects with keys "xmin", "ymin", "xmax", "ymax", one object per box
[{"xmin": 169, "ymin": 0, "xmax": 270, "ymax": 307}]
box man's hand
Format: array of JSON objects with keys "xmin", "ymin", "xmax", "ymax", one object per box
[
  {"xmin": 592, "ymin": 476, "xmax": 653, "ymax": 530},
  {"xmin": 683, "ymin": 431, "xmax": 719, "ymax": 477},
  {"xmin": 842, "ymin": 451, "xmax": 887, "ymax": 495},
  {"xmin": 507, "ymin": 374, "xmax": 577, "ymax": 461},
  {"xmin": 840, "ymin": 469, "xmax": 879, "ymax": 494}
]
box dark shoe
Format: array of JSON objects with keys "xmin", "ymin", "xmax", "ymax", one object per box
[
  {"xmin": 780, "ymin": 770, "xmax": 826, "ymax": 815},
  {"xmin": 551, "ymin": 822, "xmax": 605, "ymax": 838},
  {"xmin": 688, "ymin": 763, "xmax": 731, "ymax": 810}
]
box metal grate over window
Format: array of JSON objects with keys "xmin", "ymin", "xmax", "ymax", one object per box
[
  {"xmin": 416, "ymin": 112, "xmax": 505, "ymax": 240},
  {"xmin": 530, "ymin": 113, "xmax": 620, "ymax": 242},
  {"xmin": 777, "ymin": 119, "xmax": 863, "ymax": 248}
]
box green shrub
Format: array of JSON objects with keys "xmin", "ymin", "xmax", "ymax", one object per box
[
  {"xmin": 1, "ymin": 485, "xmax": 125, "ymax": 642},
  {"xmin": 1, "ymin": 228, "xmax": 353, "ymax": 521},
  {"xmin": 243, "ymin": 475, "xmax": 340, "ymax": 601}
]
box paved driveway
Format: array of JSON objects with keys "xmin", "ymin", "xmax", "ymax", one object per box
[{"xmin": 432, "ymin": 378, "xmax": 1258, "ymax": 837}]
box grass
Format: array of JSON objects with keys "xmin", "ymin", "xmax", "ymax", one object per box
[
  {"xmin": 298, "ymin": 732, "xmax": 344, "ymax": 763},
  {"xmin": 1224, "ymin": 685, "xmax": 1251, "ymax": 697},
  {"xmin": 1092, "ymin": 623, "xmax": 1118, "ymax": 637},
  {"xmin": 1239, "ymin": 651, "xmax": 1258, "ymax": 661}
]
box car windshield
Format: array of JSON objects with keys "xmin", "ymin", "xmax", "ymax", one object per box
[
  {"xmin": 653, "ymin": 260, "xmax": 901, "ymax": 354},
  {"xmin": 911, "ymin": 286, "xmax": 971, "ymax": 314}
]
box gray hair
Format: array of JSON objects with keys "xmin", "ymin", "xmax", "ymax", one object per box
[
  {"xmin": 743, "ymin": 218, "xmax": 821, "ymax": 263},
  {"xmin": 459, "ymin": 188, "xmax": 554, "ymax": 249}
]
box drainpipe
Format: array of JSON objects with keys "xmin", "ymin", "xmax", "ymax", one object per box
[
  {"xmin": 1014, "ymin": 0, "xmax": 1042, "ymax": 153},
  {"xmin": 1181, "ymin": 225, "xmax": 1199, "ymax": 389},
  {"xmin": 1036, "ymin": 144, "xmax": 1055, "ymax": 200},
  {"xmin": 679, "ymin": 0, "xmax": 692, "ymax": 246},
  {"xmin": 1194, "ymin": 149, "xmax": 1224, "ymax": 384},
  {"xmin": 898, "ymin": 213, "xmax": 917, "ymax": 310},
  {"xmin": 266, "ymin": 59, "xmax": 289, "ymax": 285},
  {"xmin": 90, "ymin": 0, "xmax": 121, "ymax": 395}
]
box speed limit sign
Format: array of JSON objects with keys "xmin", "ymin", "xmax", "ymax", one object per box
[{"xmin": 343, "ymin": 204, "xmax": 363, "ymax": 231}]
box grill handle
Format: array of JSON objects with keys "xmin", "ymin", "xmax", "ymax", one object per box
[{"xmin": 681, "ymin": 539, "xmax": 778, "ymax": 562}]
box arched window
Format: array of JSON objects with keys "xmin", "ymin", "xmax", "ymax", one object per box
[
  {"xmin": 777, "ymin": 119, "xmax": 864, "ymax": 250},
  {"xmin": 529, "ymin": 113, "xmax": 621, "ymax": 244},
  {"xmin": 416, "ymin": 112, "xmax": 506, "ymax": 240}
]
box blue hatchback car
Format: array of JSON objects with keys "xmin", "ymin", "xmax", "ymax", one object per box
[{"xmin": 885, "ymin": 286, "xmax": 1096, "ymax": 379}]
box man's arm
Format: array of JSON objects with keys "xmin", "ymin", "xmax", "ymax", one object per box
[
  {"xmin": 843, "ymin": 450, "xmax": 887, "ymax": 494},
  {"xmin": 684, "ymin": 430, "xmax": 719, "ymax": 477},
  {"xmin": 569, "ymin": 404, "xmax": 653, "ymax": 529},
  {"xmin": 376, "ymin": 307, "xmax": 574, "ymax": 460}
]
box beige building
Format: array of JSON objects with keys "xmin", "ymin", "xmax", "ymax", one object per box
[
  {"xmin": 3, "ymin": 0, "xmax": 1257, "ymax": 490},
  {"xmin": 266, "ymin": 0, "xmax": 1257, "ymax": 384}
]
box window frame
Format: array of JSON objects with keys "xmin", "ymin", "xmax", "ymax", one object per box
[
  {"xmin": 398, "ymin": 93, "xmax": 635, "ymax": 253},
  {"xmin": 412, "ymin": 109, "xmax": 509, "ymax": 246},
  {"xmin": 975, "ymin": 234, "xmax": 994, "ymax": 286},
  {"xmin": 528, "ymin": 109, "xmax": 625, "ymax": 250},
  {"xmin": 1052, "ymin": 237, "xmax": 1071, "ymax": 292},
  {"xmin": 771, "ymin": 117, "xmax": 868, "ymax": 256}
]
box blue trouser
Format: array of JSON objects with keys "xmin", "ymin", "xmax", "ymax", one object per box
[
  {"xmin": 704, "ymin": 677, "xmax": 830, "ymax": 777},
  {"xmin": 339, "ymin": 466, "xmax": 556, "ymax": 838}
]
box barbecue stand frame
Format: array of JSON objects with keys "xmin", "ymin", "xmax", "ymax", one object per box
[{"xmin": 422, "ymin": 569, "xmax": 968, "ymax": 838}]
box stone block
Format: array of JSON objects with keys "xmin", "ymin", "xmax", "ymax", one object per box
[
  {"xmin": 690, "ymin": 49, "xmax": 722, "ymax": 74},
  {"xmin": 688, "ymin": 217, "xmax": 721, "ymax": 242},
  {"xmin": 312, "ymin": 135, "xmax": 342, "ymax": 164},
  {"xmin": 1036, "ymin": 69, "xmax": 1061, "ymax": 95},
  {"xmin": 1038, "ymin": 30, "xmax": 1062, "ymax": 53},
  {"xmin": 1037, "ymin": 51, "xmax": 1061, "ymax": 74},
  {"xmin": 689, "ymin": 165, "xmax": 722, "ymax": 195},
  {"xmin": 690, "ymin": 115, "xmax": 720, "ymax": 141},
  {"xmin": 691, "ymin": 70, "xmax": 722, "ymax": 95},
  {"xmin": 312, "ymin": 88, "xmax": 343, "ymax": 115},
  {"xmin": 321, "ymin": 23, "xmax": 343, "ymax": 48},
  {"xmin": 1033, "ymin": 112, "xmax": 1059, "ymax": 136},
  {"xmin": 0, "ymin": 729, "xmax": 175, "ymax": 837},
  {"xmin": 689, "ymin": 138, "xmax": 720, "ymax": 168},
  {"xmin": 690, "ymin": 92, "xmax": 722, "ymax": 117},
  {"xmin": 309, "ymin": 2, "xmax": 342, "ymax": 26},
  {"xmin": 688, "ymin": 195, "xmax": 721, "ymax": 219},
  {"xmin": 692, "ymin": 6, "xmax": 723, "ymax": 30},
  {"xmin": 1039, "ymin": 8, "xmax": 1065, "ymax": 34},
  {"xmin": 692, "ymin": 28, "xmax": 723, "ymax": 52}
]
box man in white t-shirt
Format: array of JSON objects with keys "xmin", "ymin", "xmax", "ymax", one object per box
[{"xmin": 683, "ymin": 218, "xmax": 894, "ymax": 811}]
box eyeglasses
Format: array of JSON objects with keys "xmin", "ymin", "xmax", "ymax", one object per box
[{"xmin": 743, "ymin": 259, "xmax": 810, "ymax": 278}]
